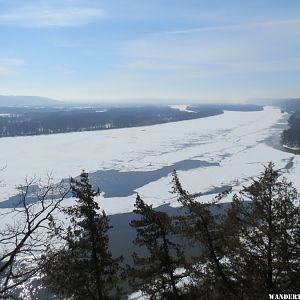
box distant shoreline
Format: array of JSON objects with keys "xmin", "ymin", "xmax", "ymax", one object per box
[{"xmin": 0, "ymin": 104, "xmax": 262, "ymax": 139}]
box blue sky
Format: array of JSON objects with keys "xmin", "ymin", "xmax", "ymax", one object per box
[{"xmin": 0, "ymin": 0, "xmax": 300, "ymax": 102}]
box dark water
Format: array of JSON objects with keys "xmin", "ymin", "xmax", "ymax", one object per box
[
  {"xmin": 0, "ymin": 159, "xmax": 219, "ymax": 208},
  {"xmin": 263, "ymin": 113, "xmax": 290, "ymax": 153},
  {"xmin": 89, "ymin": 159, "xmax": 219, "ymax": 198},
  {"xmin": 12, "ymin": 202, "xmax": 233, "ymax": 300},
  {"xmin": 108, "ymin": 202, "xmax": 232, "ymax": 264},
  {"xmin": 262, "ymin": 112, "xmax": 296, "ymax": 171}
]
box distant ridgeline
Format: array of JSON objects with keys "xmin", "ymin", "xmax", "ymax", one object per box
[
  {"xmin": 275, "ymin": 99, "xmax": 300, "ymax": 150},
  {"xmin": 0, "ymin": 104, "xmax": 262, "ymax": 138}
]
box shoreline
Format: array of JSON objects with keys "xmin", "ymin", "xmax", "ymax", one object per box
[{"xmin": 282, "ymin": 144, "xmax": 300, "ymax": 155}]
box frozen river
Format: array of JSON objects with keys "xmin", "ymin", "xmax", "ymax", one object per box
[{"xmin": 0, "ymin": 106, "xmax": 299, "ymax": 214}]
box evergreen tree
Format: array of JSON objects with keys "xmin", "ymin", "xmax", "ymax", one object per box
[
  {"xmin": 41, "ymin": 171, "xmax": 122, "ymax": 300},
  {"xmin": 171, "ymin": 170, "xmax": 238, "ymax": 300},
  {"xmin": 127, "ymin": 194, "xmax": 186, "ymax": 300},
  {"xmin": 226, "ymin": 163, "xmax": 300, "ymax": 298},
  {"xmin": 172, "ymin": 165, "xmax": 300, "ymax": 299}
]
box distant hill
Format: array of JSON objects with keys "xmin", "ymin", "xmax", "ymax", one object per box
[
  {"xmin": 276, "ymin": 98, "xmax": 300, "ymax": 112},
  {"xmin": 0, "ymin": 95, "xmax": 63, "ymax": 107},
  {"xmin": 251, "ymin": 98, "xmax": 300, "ymax": 111}
]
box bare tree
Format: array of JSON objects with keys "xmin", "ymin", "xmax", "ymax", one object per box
[{"xmin": 0, "ymin": 175, "xmax": 69, "ymax": 299}]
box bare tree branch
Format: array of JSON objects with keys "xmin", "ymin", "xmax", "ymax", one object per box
[{"xmin": 0, "ymin": 176, "xmax": 70, "ymax": 298}]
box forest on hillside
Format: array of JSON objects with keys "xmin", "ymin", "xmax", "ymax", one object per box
[
  {"xmin": 277, "ymin": 99, "xmax": 300, "ymax": 149},
  {"xmin": 282, "ymin": 112, "xmax": 300, "ymax": 148},
  {"xmin": 0, "ymin": 104, "xmax": 262, "ymax": 138}
]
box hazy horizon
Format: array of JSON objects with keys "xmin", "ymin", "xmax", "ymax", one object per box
[{"xmin": 1, "ymin": 94, "xmax": 291, "ymax": 106}]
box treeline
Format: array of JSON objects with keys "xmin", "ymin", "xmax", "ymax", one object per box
[
  {"xmin": 282, "ymin": 112, "xmax": 300, "ymax": 149},
  {"xmin": 0, "ymin": 106, "xmax": 223, "ymax": 137},
  {"xmin": 273, "ymin": 99, "xmax": 300, "ymax": 149},
  {"xmin": 0, "ymin": 163, "xmax": 299, "ymax": 299},
  {"xmin": 0, "ymin": 104, "xmax": 263, "ymax": 138}
]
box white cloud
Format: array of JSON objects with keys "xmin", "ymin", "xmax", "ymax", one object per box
[
  {"xmin": 166, "ymin": 19, "xmax": 300, "ymax": 35},
  {"xmin": 0, "ymin": 59, "xmax": 25, "ymax": 76},
  {"xmin": 0, "ymin": 7, "xmax": 104, "ymax": 27},
  {"xmin": 123, "ymin": 18, "xmax": 300, "ymax": 75}
]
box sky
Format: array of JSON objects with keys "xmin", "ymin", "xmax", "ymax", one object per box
[{"xmin": 0, "ymin": 0, "xmax": 300, "ymax": 103}]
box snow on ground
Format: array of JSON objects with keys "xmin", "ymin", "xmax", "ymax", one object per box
[
  {"xmin": 0, "ymin": 107, "xmax": 299, "ymax": 215},
  {"xmin": 169, "ymin": 104, "xmax": 195, "ymax": 113}
]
